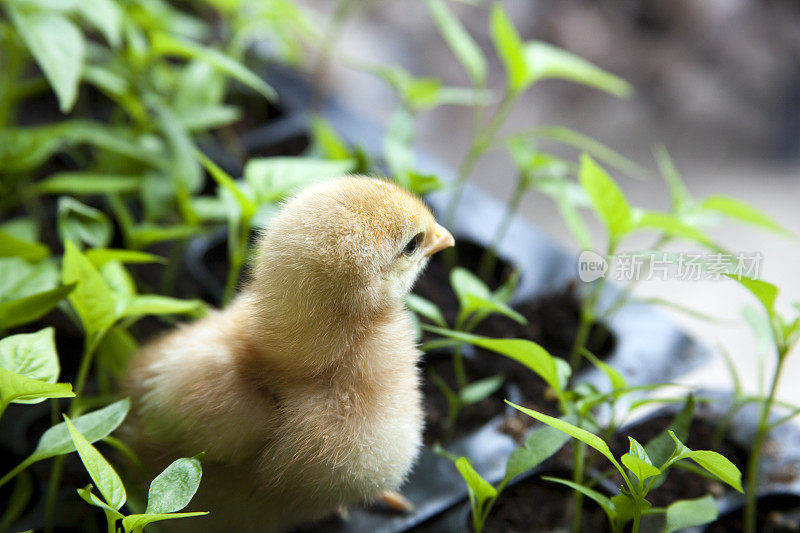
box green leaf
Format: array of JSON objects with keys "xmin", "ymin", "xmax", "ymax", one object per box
[
  {"xmin": 64, "ymin": 415, "xmax": 126, "ymax": 510},
  {"xmin": 177, "ymin": 104, "xmax": 241, "ymax": 132},
  {"xmin": 0, "ymin": 368, "xmax": 74, "ymax": 407},
  {"xmin": 580, "ymin": 348, "xmax": 626, "ymax": 390},
  {"xmin": 1, "ymin": 217, "xmax": 38, "ymax": 243},
  {"xmin": 507, "ymin": 402, "xmax": 624, "ymax": 474},
  {"xmin": 86, "ymin": 249, "xmax": 165, "ymax": 269},
  {"xmin": 612, "ymin": 492, "xmax": 648, "ymax": 525},
  {"xmin": 632, "ymin": 211, "xmax": 714, "ymax": 247},
  {"xmin": 197, "ymin": 150, "xmax": 256, "ymax": 218},
  {"xmin": 0, "ymin": 327, "xmax": 59, "ymax": 388},
  {"xmin": 57, "ymin": 197, "xmax": 112, "ymax": 249},
  {"xmin": 129, "ymin": 224, "xmax": 202, "ymax": 249},
  {"xmin": 541, "ymin": 477, "xmax": 616, "ymax": 522},
  {"xmin": 151, "ymin": 32, "xmax": 276, "ymax": 101},
  {"xmin": 455, "ymin": 457, "xmax": 497, "ymax": 514},
  {"xmin": 505, "ymin": 425, "xmax": 571, "ymax": 481},
  {"xmin": 0, "ymin": 231, "xmax": 49, "ymax": 262},
  {"xmin": 459, "ymin": 374, "xmax": 504, "ymax": 405},
  {"xmin": 62, "ymin": 240, "xmax": 117, "ymax": 341},
  {"xmin": 77, "ymin": 0, "xmax": 121, "ymax": 46},
  {"xmin": 76, "ymin": 485, "xmax": 124, "ymax": 520},
  {"xmin": 244, "ymin": 157, "xmax": 355, "ymax": 203},
  {"xmin": 122, "ymin": 512, "xmax": 209, "ymax": 530},
  {"xmin": 667, "ymin": 432, "xmax": 743, "ymax": 492},
  {"xmin": 28, "ymin": 399, "xmax": 130, "ymax": 464},
  {"xmin": 622, "ymin": 437, "xmax": 661, "ymax": 482},
  {"xmin": 146, "ymin": 455, "xmax": 204, "ymax": 514},
  {"xmin": 97, "ymin": 327, "xmax": 137, "ymax": 377},
  {"xmin": 406, "ymin": 293, "xmax": 447, "ymax": 327},
  {"xmin": 155, "ymin": 104, "xmax": 203, "ymax": 194},
  {"xmin": 310, "ymin": 116, "xmax": 351, "ymax": 160},
  {"xmin": 663, "ymin": 495, "xmax": 718, "ymax": 533},
  {"xmin": 653, "ymin": 145, "xmax": 689, "ymax": 212},
  {"xmin": 0, "ymin": 284, "xmax": 74, "ymax": 332},
  {"xmin": 7, "ymin": 7, "xmax": 85, "ymax": 112},
  {"xmin": 578, "ymin": 154, "xmax": 632, "ymax": 240},
  {"xmin": 523, "ymin": 41, "xmax": 632, "ymax": 98},
  {"xmin": 530, "ymin": 126, "xmax": 645, "ymax": 177},
  {"xmin": 489, "ymin": 3, "xmax": 527, "ymax": 93},
  {"xmin": 724, "ymin": 275, "xmax": 778, "ymax": 317},
  {"xmin": 427, "ymin": 0, "xmax": 487, "ymax": 85},
  {"xmin": 645, "ymin": 394, "xmax": 695, "ymax": 469},
  {"xmin": 37, "ymin": 172, "xmax": 142, "ymax": 195},
  {"xmin": 121, "ymin": 295, "xmax": 207, "ymax": 319},
  {"xmin": 451, "ymin": 267, "xmax": 527, "ymax": 325},
  {"xmin": 425, "ymin": 326, "xmax": 568, "ymax": 395},
  {"xmin": 700, "ymin": 196, "xmax": 792, "ymax": 236}
]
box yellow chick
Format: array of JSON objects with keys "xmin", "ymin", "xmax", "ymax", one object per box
[{"xmin": 122, "ymin": 176, "xmax": 454, "ymax": 532}]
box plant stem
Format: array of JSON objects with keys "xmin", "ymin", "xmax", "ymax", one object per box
[
  {"xmin": 71, "ymin": 339, "xmax": 97, "ymax": 416},
  {"xmin": 45, "ymin": 339, "xmax": 96, "ymax": 532},
  {"xmin": 631, "ymin": 509, "xmax": 641, "ymax": 533},
  {"xmin": 570, "ymin": 314, "xmax": 593, "ymax": 372},
  {"xmin": 0, "ymin": 461, "xmax": 24, "ymax": 490},
  {"xmin": 477, "ymin": 173, "xmax": 526, "ymax": 282},
  {"xmin": 443, "ymin": 92, "xmax": 518, "ymax": 234},
  {"xmin": 44, "ymin": 455, "xmax": 63, "ymax": 533},
  {"xmin": 571, "ymin": 439, "xmax": 587, "ymax": 533},
  {"xmin": 453, "ymin": 345, "xmax": 467, "ymax": 390},
  {"xmin": 570, "ymin": 243, "xmax": 614, "ymax": 370},
  {"xmin": 743, "ymin": 349, "xmax": 787, "ymax": 533}
]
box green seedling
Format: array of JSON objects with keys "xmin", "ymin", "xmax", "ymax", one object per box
[
  {"xmin": 65, "ymin": 416, "xmax": 208, "ymax": 532},
  {"xmin": 509, "ymin": 404, "xmax": 742, "ymax": 533},
  {"xmin": 410, "ymin": 267, "xmax": 525, "ymax": 440}
]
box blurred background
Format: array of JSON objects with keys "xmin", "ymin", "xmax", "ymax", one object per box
[{"xmin": 306, "ymin": 0, "xmax": 800, "ymax": 403}]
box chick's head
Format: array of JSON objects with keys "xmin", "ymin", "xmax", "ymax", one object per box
[{"xmin": 252, "ymin": 176, "xmax": 454, "ymax": 316}]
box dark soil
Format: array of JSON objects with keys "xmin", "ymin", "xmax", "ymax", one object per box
[
  {"xmin": 706, "ymin": 494, "xmax": 800, "ymax": 533},
  {"xmin": 609, "ymin": 414, "xmax": 749, "ymax": 508},
  {"xmin": 476, "ymin": 471, "xmax": 611, "ymax": 533},
  {"xmin": 421, "ymin": 354, "xmax": 508, "ymax": 445}
]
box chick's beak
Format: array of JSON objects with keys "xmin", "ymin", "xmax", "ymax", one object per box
[{"xmin": 426, "ymin": 223, "xmax": 455, "ymax": 257}]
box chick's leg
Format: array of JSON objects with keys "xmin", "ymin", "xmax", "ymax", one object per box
[{"xmin": 377, "ymin": 490, "xmax": 415, "ymax": 513}]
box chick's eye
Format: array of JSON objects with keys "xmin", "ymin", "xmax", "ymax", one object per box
[{"xmin": 403, "ymin": 232, "xmax": 425, "ymax": 256}]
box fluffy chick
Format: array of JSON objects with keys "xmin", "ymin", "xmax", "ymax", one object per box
[{"xmin": 122, "ymin": 176, "xmax": 454, "ymax": 532}]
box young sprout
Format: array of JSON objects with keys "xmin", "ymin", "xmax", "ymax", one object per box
[
  {"xmin": 65, "ymin": 415, "xmax": 208, "ymax": 532},
  {"xmin": 410, "ymin": 267, "xmax": 525, "ymax": 440},
  {"xmin": 509, "ymin": 404, "xmax": 743, "ymax": 533}
]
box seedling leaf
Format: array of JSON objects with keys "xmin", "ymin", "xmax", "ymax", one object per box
[
  {"xmin": 578, "ymin": 154, "xmax": 632, "ymax": 240},
  {"xmin": 62, "ymin": 240, "xmax": 118, "ymax": 340},
  {"xmin": 406, "ymin": 294, "xmax": 447, "ymax": 327},
  {"xmin": 700, "ymin": 196, "xmax": 792, "ymax": 236},
  {"xmin": 663, "ymin": 495, "xmax": 718, "ymax": 532},
  {"xmin": 489, "ymin": 3, "xmax": 527, "ymax": 93},
  {"xmin": 146, "ymin": 455, "xmax": 203, "ymax": 514},
  {"xmin": 455, "ymin": 457, "xmax": 497, "ymax": 517},
  {"xmin": 425, "ymin": 326, "xmax": 566, "ymax": 394},
  {"xmin": 668, "ymin": 432, "xmax": 743, "ymax": 492},
  {"xmin": 542, "ymin": 477, "xmax": 615, "ymax": 522},
  {"xmin": 523, "ymin": 41, "xmax": 632, "ymax": 98},
  {"xmin": 64, "ymin": 415, "xmax": 126, "ymax": 510},
  {"xmin": 507, "ymin": 402, "xmax": 623, "ymax": 474},
  {"xmin": 7, "ymin": 7, "xmax": 85, "ymax": 112},
  {"xmin": 505, "ymin": 425, "xmax": 570, "ymax": 481},
  {"xmin": 427, "ymin": 0, "xmax": 487, "ymax": 85},
  {"xmin": 0, "ymin": 231, "xmax": 49, "ymax": 262},
  {"xmin": 459, "ymin": 374, "xmax": 504, "ymax": 405}
]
